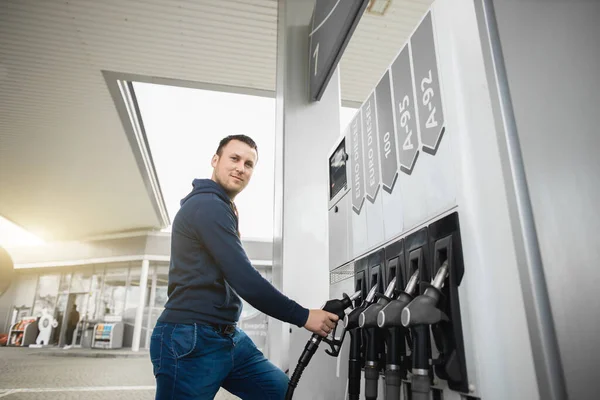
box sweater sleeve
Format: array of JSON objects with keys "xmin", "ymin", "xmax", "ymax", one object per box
[{"xmin": 193, "ymin": 196, "xmax": 309, "ymax": 327}]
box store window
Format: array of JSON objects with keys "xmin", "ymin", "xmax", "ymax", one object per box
[
  {"xmin": 32, "ymin": 274, "xmax": 61, "ymax": 317},
  {"xmin": 101, "ymin": 267, "xmax": 128, "ymax": 317},
  {"xmin": 123, "ymin": 266, "xmax": 137, "ymax": 347},
  {"xmin": 153, "ymin": 266, "xmax": 169, "ymax": 308},
  {"xmin": 70, "ymin": 270, "xmax": 92, "ymax": 293},
  {"xmin": 58, "ymin": 272, "xmax": 72, "ymax": 293},
  {"xmin": 86, "ymin": 265, "xmax": 105, "ymax": 321},
  {"xmin": 238, "ymin": 267, "xmax": 270, "ymax": 353},
  {"xmin": 143, "ymin": 265, "xmax": 169, "ymax": 349}
]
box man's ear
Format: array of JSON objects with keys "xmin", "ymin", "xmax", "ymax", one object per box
[{"xmin": 211, "ymin": 154, "xmax": 219, "ymax": 169}]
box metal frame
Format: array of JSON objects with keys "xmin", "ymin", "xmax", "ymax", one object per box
[{"xmin": 479, "ymin": 1, "xmax": 567, "ymax": 399}]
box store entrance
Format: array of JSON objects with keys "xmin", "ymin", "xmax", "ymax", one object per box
[{"xmin": 57, "ymin": 293, "xmax": 87, "ymax": 347}]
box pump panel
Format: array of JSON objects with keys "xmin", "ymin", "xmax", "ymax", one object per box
[
  {"xmin": 428, "ymin": 212, "xmax": 468, "ymax": 392},
  {"xmin": 384, "ymin": 239, "xmax": 405, "ymax": 292},
  {"xmin": 328, "ymin": 194, "xmax": 351, "ymax": 271}
]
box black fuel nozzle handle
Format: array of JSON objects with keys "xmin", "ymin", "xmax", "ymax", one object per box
[
  {"xmin": 377, "ymin": 269, "xmax": 420, "ymax": 328},
  {"xmin": 401, "ymin": 261, "xmax": 449, "ymax": 328},
  {"xmin": 343, "ymin": 305, "xmax": 365, "ymax": 331},
  {"xmin": 343, "ymin": 285, "xmax": 378, "ymax": 330},
  {"xmin": 322, "ymin": 290, "xmax": 361, "ymax": 320},
  {"xmin": 400, "ymin": 292, "xmax": 449, "ymax": 326},
  {"xmin": 322, "ymin": 290, "xmax": 362, "ymax": 357},
  {"xmin": 358, "ymin": 277, "xmax": 396, "ymax": 328}
]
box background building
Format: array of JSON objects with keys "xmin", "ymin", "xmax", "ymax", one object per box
[{"xmin": 0, "ymin": 233, "xmax": 272, "ymax": 353}]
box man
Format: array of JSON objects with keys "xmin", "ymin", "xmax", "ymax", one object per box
[
  {"xmin": 150, "ymin": 135, "xmax": 338, "ymax": 399},
  {"xmin": 64, "ymin": 304, "xmax": 79, "ymax": 349}
]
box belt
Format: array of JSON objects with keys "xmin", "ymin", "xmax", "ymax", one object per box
[{"xmin": 207, "ymin": 323, "xmax": 236, "ymax": 336}]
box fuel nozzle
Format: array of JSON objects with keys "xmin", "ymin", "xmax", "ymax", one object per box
[
  {"xmin": 342, "ymin": 285, "xmax": 377, "ymax": 400},
  {"xmin": 358, "ymin": 277, "xmax": 396, "ymax": 328},
  {"xmin": 375, "ymin": 270, "xmax": 420, "ymax": 400},
  {"xmin": 377, "ymin": 270, "xmax": 419, "ymax": 328},
  {"xmin": 401, "ymin": 261, "xmax": 449, "ymax": 328},
  {"xmin": 323, "ymin": 290, "xmax": 362, "ymax": 320},
  {"xmin": 402, "ymin": 261, "xmax": 450, "ymax": 400},
  {"xmin": 358, "ymin": 280, "xmax": 395, "ymax": 400},
  {"xmin": 344, "ymin": 285, "xmax": 378, "ymax": 330},
  {"xmin": 285, "ymin": 290, "xmax": 360, "ymax": 400}
]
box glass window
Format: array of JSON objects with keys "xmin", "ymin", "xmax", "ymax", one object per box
[
  {"xmin": 124, "ymin": 267, "xmax": 141, "ymax": 336},
  {"xmin": 32, "ymin": 274, "xmax": 61, "ymax": 317},
  {"xmin": 58, "ymin": 272, "xmax": 72, "ymax": 293},
  {"xmin": 70, "ymin": 270, "xmax": 92, "ymax": 293},
  {"xmin": 238, "ymin": 268, "xmax": 270, "ymax": 352},
  {"xmin": 86, "ymin": 265, "xmax": 104, "ymax": 321},
  {"xmin": 125, "ymin": 268, "xmax": 141, "ymax": 309},
  {"xmin": 153, "ymin": 266, "xmax": 169, "ymax": 308},
  {"xmin": 142, "ymin": 265, "xmax": 169, "ymax": 349},
  {"xmin": 100, "ymin": 267, "xmax": 128, "ymax": 317}
]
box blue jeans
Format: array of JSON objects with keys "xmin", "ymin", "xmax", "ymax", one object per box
[{"xmin": 150, "ymin": 322, "xmax": 288, "ymax": 399}]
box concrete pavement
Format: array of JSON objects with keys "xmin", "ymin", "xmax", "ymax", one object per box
[{"xmin": 0, "ymin": 347, "xmax": 239, "ymax": 399}]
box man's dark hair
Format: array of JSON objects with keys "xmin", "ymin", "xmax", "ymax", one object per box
[{"xmin": 216, "ymin": 134, "xmax": 258, "ymax": 158}]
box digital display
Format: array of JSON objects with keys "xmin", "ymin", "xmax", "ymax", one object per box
[{"xmin": 329, "ymin": 139, "xmax": 348, "ymax": 200}]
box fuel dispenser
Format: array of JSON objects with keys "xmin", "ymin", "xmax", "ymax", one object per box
[
  {"xmin": 318, "ymin": 5, "xmax": 473, "ymax": 397},
  {"xmin": 314, "ymin": 0, "xmax": 588, "ymax": 398}
]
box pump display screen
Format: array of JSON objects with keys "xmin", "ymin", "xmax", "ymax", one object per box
[{"xmin": 329, "ymin": 139, "xmax": 348, "ymax": 200}]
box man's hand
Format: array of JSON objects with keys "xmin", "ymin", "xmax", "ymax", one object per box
[{"xmin": 304, "ymin": 309, "xmax": 339, "ymax": 337}]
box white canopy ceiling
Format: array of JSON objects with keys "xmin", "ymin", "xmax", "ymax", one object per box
[{"xmin": 0, "ymin": 0, "xmax": 432, "ymax": 241}]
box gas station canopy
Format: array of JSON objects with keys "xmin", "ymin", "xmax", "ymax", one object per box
[{"xmin": 0, "ymin": 0, "xmax": 432, "ymax": 241}]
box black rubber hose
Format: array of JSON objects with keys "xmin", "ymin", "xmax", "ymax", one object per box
[
  {"xmin": 285, "ymin": 335, "xmax": 321, "ymax": 400},
  {"xmin": 412, "ymin": 325, "xmax": 430, "ymax": 370},
  {"xmin": 410, "ymin": 325, "xmax": 431, "ymax": 400},
  {"xmin": 348, "ymin": 330, "xmax": 361, "ymax": 400},
  {"xmin": 385, "ymin": 369, "xmax": 402, "ymax": 400},
  {"xmin": 364, "ymin": 323, "xmax": 382, "ymax": 400},
  {"xmin": 365, "ymin": 366, "xmax": 379, "ymax": 400},
  {"xmin": 411, "ymin": 373, "xmax": 431, "ymax": 400},
  {"xmin": 285, "ymin": 365, "xmax": 303, "ymax": 400}
]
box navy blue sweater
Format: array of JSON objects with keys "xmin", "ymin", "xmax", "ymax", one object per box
[{"xmin": 159, "ymin": 179, "xmax": 309, "ymax": 328}]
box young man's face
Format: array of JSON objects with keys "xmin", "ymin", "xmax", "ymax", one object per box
[{"xmin": 211, "ymin": 140, "xmax": 257, "ymax": 199}]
